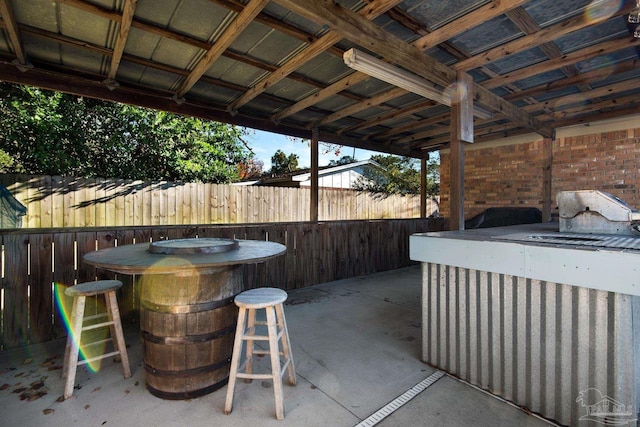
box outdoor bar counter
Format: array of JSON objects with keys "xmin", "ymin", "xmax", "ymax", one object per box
[{"xmin": 410, "ymin": 223, "xmax": 640, "ymax": 426}]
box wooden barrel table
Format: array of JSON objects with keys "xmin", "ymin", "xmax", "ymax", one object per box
[{"xmin": 83, "ymin": 238, "xmax": 286, "ymax": 400}]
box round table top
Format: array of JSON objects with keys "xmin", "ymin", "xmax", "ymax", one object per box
[
  {"xmin": 83, "ymin": 239, "xmax": 286, "ymax": 275},
  {"xmin": 234, "ymin": 287, "xmax": 288, "ymax": 308}
]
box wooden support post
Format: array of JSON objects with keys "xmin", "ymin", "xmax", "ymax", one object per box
[
  {"xmin": 450, "ymin": 71, "xmax": 473, "ymax": 230},
  {"xmin": 542, "ymin": 136, "xmax": 554, "ymax": 222},
  {"xmin": 310, "ymin": 127, "xmax": 319, "ymax": 222},
  {"xmin": 420, "ymin": 156, "xmax": 427, "ymax": 218}
]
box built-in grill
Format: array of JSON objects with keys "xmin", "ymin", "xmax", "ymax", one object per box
[
  {"xmin": 496, "ymin": 190, "xmax": 640, "ymax": 250},
  {"xmin": 557, "ymin": 190, "xmax": 640, "ymax": 236}
]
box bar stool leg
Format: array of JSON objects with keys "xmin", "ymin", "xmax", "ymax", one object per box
[
  {"xmin": 266, "ymin": 305, "xmax": 285, "ymax": 420},
  {"xmin": 62, "ymin": 325, "xmax": 72, "ymax": 379},
  {"xmin": 63, "ymin": 295, "xmax": 86, "ymax": 399},
  {"xmin": 224, "ymin": 306, "xmax": 247, "ymax": 415},
  {"xmin": 275, "ymin": 303, "xmax": 296, "ymax": 386},
  {"xmin": 105, "ymin": 290, "xmax": 131, "ymax": 378},
  {"xmin": 244, "ymin": 308, "xmax": 256, "ymax": 382}
]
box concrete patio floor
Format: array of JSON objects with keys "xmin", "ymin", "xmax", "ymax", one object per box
[{"xmin": 0, "ymin": 265, "xmax": 556, "ymax": 426}]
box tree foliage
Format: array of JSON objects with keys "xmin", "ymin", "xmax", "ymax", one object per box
[
  {"xmin": 0, "ymin": 83, "xmax": 253, "ymax": 183},
  {"xmin": 353, "ymin": 154, "xmax": 439, "ymax": 197},
  {"xmin": 328, "ymin": 155, "xmax": 356, "ymax": 166},
  {"xmin": 269, "ymin": 149, "xmax": 299, "ymax": 175},
  {"xmin": 238, "ymin": 158, "xmax": 264, "ymax": 179}
]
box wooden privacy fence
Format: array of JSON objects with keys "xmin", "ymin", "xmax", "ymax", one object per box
[
  {"xmin": 1, "ymin": 175, "xmax": 439, "ymax": 228},
  {"xmin": 0, "ymin": 218, "xmax": 444, "ymax": 351}
]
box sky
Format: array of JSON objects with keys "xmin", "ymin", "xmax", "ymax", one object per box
[{"xmin": 244, "ymin": 129, "xmax": 382, "ymax": 171}]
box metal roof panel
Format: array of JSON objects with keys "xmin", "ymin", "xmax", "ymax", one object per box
[
  {"xmin": 399, "ymin": 0, "xmax": 491, "ymax": 30},
  {"xmin": 449, "ymin": 14, "xmax": 523, "ymax": 56}
]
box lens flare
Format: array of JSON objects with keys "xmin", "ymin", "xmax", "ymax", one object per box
[
  {"xmin": 55, "ymin": 283, "xmax": 109, "ymax": 373},
  {"xmin": 585, "ymin": 0, "xmax": 621, "ymax": 23},
  {"xmin": 444, "ymin": 81, "xmax": 470, "ymax": 104},
  {"xmin": 582, "ymin": 55, "xmax": 618, "ymax": 82}
]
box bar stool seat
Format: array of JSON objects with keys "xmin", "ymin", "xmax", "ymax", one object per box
[
  {"xmin": 62, "ymin": 280, "xmax": 131, "ymax": 399},
  {"xmin": 224, "ymin": 287, "xmax": 296, "ymax": 420}
]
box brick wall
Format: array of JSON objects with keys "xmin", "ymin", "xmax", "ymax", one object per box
[{"xmin": 440, "ymin": 125, "xmax": 640, "ymax": 224}]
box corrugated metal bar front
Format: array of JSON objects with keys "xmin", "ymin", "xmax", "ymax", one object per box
[{"xmin": 422, "ymin": 262, "xmax": 640, "ymax": 426}]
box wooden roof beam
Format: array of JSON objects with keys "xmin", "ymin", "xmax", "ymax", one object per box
[
  {"xmin": 272, "ymin": 0, "xmax": 553, "ymax": 138},
  {"xmin": 536, "ymin": 93, "xmax": 640, "ymax": 121},
  {"xmin": 454, "ymin": 3, "xmax": 635, "ymax": 72},
  {"xmin": 412, "ymin": 0, "xmax": 530, "ymax": 50},
  {"xmin": 339, "ymin": 99, "xmax": 435, "ymax": 136},
  {"xmin": 0, "ymin": 59, "xmax": 423, "ymax": 158},
  {"xmin": 503, "ymin": 59, "xmax": 639, "ymax": 102},
  {"xmin": 548, "ymin": 103, "xmax": 640, "ymax": 128},
  {"xmin": 106, "ymin": 0, "xmax": 137, "ymax": 83},
  {"xmin": 0, "ymin": 0, "xmax": 27, "ymax": 66},
  {"xmin": 482, "ymin": 37, "xmax": 640, "ymax": 90},
  {"xmin": 271, "ymin": 0, "xmax": 524, "ymax": 123},
  {"xmin": 175, "ymin": 0, "xmax": 269, "ymax": 99},
  {"xmin": 523, "ymin": 77, "xmax": 640, "ymax": 113},
  {"xmin": 228, "ymin": 0, "xmax": 402, "ymax": 114},
  {"xmin": 310, "ymin": 87, "xmax": 407, "ymax": 128}
]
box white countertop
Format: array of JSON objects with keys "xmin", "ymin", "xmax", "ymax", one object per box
[{"xmin": 410, "ymin": 223, "xmax": 640, "ymax": 296}]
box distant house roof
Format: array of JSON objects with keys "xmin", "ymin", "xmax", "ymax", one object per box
[
  {"xmin": 238, "ymin": 160, "xmax": 383, "ymax": 188},
  {"xmin": 0, "ymin": 184, "xmax": 27, "ymax": 228}
]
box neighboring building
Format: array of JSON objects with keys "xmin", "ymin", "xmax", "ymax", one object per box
[
  {"xmin": 237, "ymin": 160, "xmax": 383, "ymax": 189},
  {"xmin": 0, "ymin": 184, "xmax": 26, "ymax": 228}
]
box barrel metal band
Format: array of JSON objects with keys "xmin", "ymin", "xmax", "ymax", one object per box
[
  {"xmin": 146, "ymin": 378, "xmax": 229, "ymax": 400},
  {"xmin": 144, "ymin": 358, "xmax": 231, "ymax": 378},
  {"xmin": 141, "ymin": 296, "xmax": 234, "ymax": 314},
  {"xmin": 142, "ymin": 325, "xmax": 235, "ymax": 344}
]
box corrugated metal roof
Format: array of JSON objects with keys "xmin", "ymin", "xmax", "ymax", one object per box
[{"xmin": 0, "ymin": 0, "xmax": 638, "ymax": 157}]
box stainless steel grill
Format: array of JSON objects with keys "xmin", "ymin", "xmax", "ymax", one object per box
[{"xmin": 557, "ymin": 190, "xmax": 640, "ymax": 236}]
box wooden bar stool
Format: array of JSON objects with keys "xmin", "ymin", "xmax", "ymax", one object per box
[
  {"xmin": 224, "ymin": 287, "xmax": 296, "ymax": 420},
  {"xmin": 62, "ymin": 280, "xmax": 131, "ymax": 399}
]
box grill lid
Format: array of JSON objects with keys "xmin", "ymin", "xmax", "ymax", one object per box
[{"xmin": 557, "ymin": 190, "xmax": 640, "ymax": 236}]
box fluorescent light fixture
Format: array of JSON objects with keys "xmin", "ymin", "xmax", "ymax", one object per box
[
  {"xmin": 629, "ymin": 0, "xmax": 640, "ymax": 23},
  {"xmin": 343, "ymin": 48, "xmax": 492, "ymax": 119}
]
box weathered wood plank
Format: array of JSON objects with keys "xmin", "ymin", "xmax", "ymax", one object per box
[
  {"xmin": 52, "ymin": 232, "xmax": 76, "ymax": 339},
  {"xmin": 28, "ymin": 233, "xmax": 53, "ymax": 344},
  {"xmin": 115, "ymin": 228, "xmax": 136, "ymax": 322},
  {"xmin": 2, "ymin": 234, "xmax": 29, "ymax": 348}
]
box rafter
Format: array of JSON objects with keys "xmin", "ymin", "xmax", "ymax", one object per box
[
  {"xmin": 272, "ymin": 0, "xmax": 553, "ymax": 137},
  {"xmin": 272, "ymin": 0, "xmax": 527, "ymax": 124},
  {"xmin": 482, "ymin": 37, "xmax": 640, "ymax": 90},
  {"xmin": 311, "ymin": 87, "xmax": 407, "ymax": 128},
  {"xmin": 107, "ymin": 0, "xmax": 137, "ymax": 82},
  {"xmin": 526, "ymin": 77, "xmax": 640, "ymax": 113},
  {"xmin": 537, "ymin": 93, "xmax": 640, "ymax": 121},
  {"xmin": 454, "ymin": 3, "xmax": 635, "ymax": 72},
  {"xmin": 339, "ymin": 99, "xmax": 435, "ymax": 136},
  {"xmin": 504, "ymin": 59, "xmax": 639, "ymax": 102},
  {"xmin": 175, "ymin": 0, "xmax": 269, "ymax": 98},
  {"xmin": 228, "ymin": 0, "xmax": 403, "ymax": 114},
  {"xmin": 412, "ymin": 0, "xmax": 529, "ymax": 51},
  {"xmin": 0, "ymin": 0, "xmax": 26, "ymax": 65}
]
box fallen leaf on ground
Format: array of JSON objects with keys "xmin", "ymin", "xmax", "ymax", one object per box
[
  {"xmin": 43, "ymin": 409, "xmax": 54, "ymax": 415},
  {"xmin": 92, "ymin": 387, "xmax": 101, "ymax": 393},
  {"xmin": 30, "ymin": 380, "xmax": 45, "ymax": 389},
  {"xmin": 23, "ymin": 358, "xmax": 32, "ymax": 365}
]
